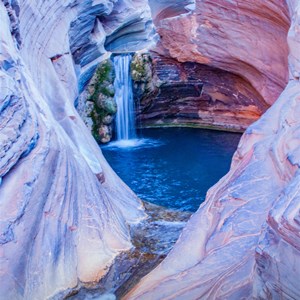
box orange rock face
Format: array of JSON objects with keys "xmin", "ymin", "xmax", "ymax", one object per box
[{"xmin": 151, "ymin": 0, "xmax": 290, "ymax": 105}]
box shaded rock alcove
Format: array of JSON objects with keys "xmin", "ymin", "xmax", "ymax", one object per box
[{"xmin": 131, "ymin": 52, "xmax": 269, "ymax": 132}]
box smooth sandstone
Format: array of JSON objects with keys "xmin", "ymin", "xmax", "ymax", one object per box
[
  {"xmin": 124, "ymin": 1, "xmax": 300, "ymax": 299},
  {"xmin": 0, "ymin": 0, "xmax": 152, "ymax": 299},
  {"xmin": 1, "ymin": 0, "xmax": 300, "ymax": 299}
]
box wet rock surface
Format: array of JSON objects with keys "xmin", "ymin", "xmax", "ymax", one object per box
[
  {"xmin": 65, "ymin": 202, "xmax": 191, "ymax": 300},
  {"xmin": 77, "ymin": 59, "xmax": 116, "ymax": 144}
]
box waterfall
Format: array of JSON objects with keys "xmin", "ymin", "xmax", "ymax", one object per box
[{"xmin": 113, "ymin": 54, "xmax": 136, "ymax": 141}]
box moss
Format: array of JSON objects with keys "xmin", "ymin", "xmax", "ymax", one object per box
[
  {"xmin": 89, "ymin": 98, "xmax": 114, "ymax": 141},
  {"xmin": 99, "ymin": 86, "xmax": 114, "ymax": 97},
  {"xmin": 131, "ymin": 63, "xmax": 145, "ymax": 81},
  {"xmin": 89, "ymin": 104, "xmax": 106, "ymax": 141},
  {"xmin": 138, "ymin": 122, "xmax": 244, "ymax": 133},
  {"xmin": 88, "ymin": 60, "xmax": 114, "ymax": 103},
  {"xmin": 131, "ymin": 53, "xmax": 152, "ymax": 82},
  {"xmin": 87, "ymin": 59, "xmax": 117, "ymax": 142},
  {"xmin": 101, "ymin": 99, "xmax": 117, "ymax": 115},
  {"xmin": 96, "ymin": 60, "xmax": 112, "ymax": 83},
  {"xmin": 89, "ymin": 108, "xmax": 99, "ymax": 140}
]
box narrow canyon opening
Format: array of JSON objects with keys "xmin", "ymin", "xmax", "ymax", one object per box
[
  {"xmin": 71, "ymin": 48, "xmax": 247, "ymax": 299},
  {"xmin": 100, "ymin": 52, "xmax": 243, "ymax": 212},
  {"xmin": 73, "ymin": 1, "xmax": 290, "ymax": 292},
  {"xmin": 1, "ymin": 0, "xmax": 298, "ymax": 299}
]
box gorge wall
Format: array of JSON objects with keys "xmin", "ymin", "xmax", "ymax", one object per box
[
  {"xmin": 132, "ymin": 53, "xmax": 267, "ymax": 131},
  {"xmin": 79, "ymin": 0, "xmax": 291, "ymax": 141},
  {"xmin": 124, "ymin": 0, "xmax": 300, "ymax": 299},
  {"xmin": 80, "ymin": 0, "xmax": 292, "ymax": 142},
  {"xmin": 129, "ymin": 0, "xmax": 290, "ymax": 133},
  {"xmin": 150, "ymin": 0, "xmax": 290, "ymax": 105},
  {"xmin": 0, "ymin": 0, "xmax": 153, "ymax": 299},
  {"xmin": 1, "ymin": 0, "xmax": 300, "ymax": 299}
]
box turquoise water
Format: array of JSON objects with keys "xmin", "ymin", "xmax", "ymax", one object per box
[{"xmin": 102, "ymin": 128, "xmax": 241, "ymax": 212}]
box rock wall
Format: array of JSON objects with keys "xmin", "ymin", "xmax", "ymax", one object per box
[
  {"xmin": 0, "ymin": 1, "xmax": 149, "ymax": 299},
  {"xmin": 69, "ymin": 0, "xmax": 155, "ymax": 91},
  {"xmin": 150, "ymin": 0, "xmax": 290, "ymax": 106},
  {"xmin": 75, "ymin": 0, "xmax": 156, "ymax": 144},
  {"xmin": 124, "ymin": 1, "xmax": 300, "ymax": 299},
  {"xmin": 130, "ymin": 0, "xmax": 290, "ymax": 132},
  {"xmin": 1, "ymin": 0, "xmax": 300, "ymax": 299},
  {"xmin": 133, "ymin": 53, "xmax": 267, "ymax": 131},
  {"xmin": 101, "ymin": 0, "xmax": 157, "ymax": 52}
]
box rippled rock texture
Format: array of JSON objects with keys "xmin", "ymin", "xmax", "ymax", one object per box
[
  {"xmin": 0, "ymin": 0, "xmax": 153, "ymax": 299},
  {"xmin": 67, "ymin": 202, "xmax": 191, "ymax": 299},
  {"xmin": 1, "ymin": 0, "xmax": 300, "ymax": 299},
  {"xmin": 124, "ymin": 1, "xmax": 300, "ymax": 299}
]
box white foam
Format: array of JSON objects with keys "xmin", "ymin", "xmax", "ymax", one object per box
[{"xmin": 102, "ymin": 138, "xmax": 163, "ymax": 150}]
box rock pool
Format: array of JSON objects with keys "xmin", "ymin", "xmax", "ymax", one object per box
[{"xmin": 102, "ymin": 127, "xmax": 241, "ymax": 212}]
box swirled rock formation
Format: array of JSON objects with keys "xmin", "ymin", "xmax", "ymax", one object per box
[
  {"xmin": 1, "ymin": 0, "xmax": 300, "ymax": 299},
  {"xmin": 0, "ymin": 0, "xmax": 153, "ymax": 299},
  {"xmin": 124, "ymin": 1, "xmax": 300, "ymax": 299}
]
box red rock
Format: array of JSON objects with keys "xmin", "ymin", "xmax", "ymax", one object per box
[
  {"xmin": 151, "ymin": 0, "xmax": 290, "ymax": 105},
  {"xmin": 124, "ymin": 1, "xmax": 300, "ymax": 299},
  {"xmin": 136, "ymin": 54, "xmax": 268, "ymax": 131}
]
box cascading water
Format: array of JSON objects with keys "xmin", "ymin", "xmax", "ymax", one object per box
[{"xmin": 113, "ymin": 54, "xmax": 136, "ymax": 141}]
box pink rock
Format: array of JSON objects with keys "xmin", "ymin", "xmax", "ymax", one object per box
[
  {"xmin": 137, "ymin": 53, "xmax": 268, "ymax": 131},
  {"xmin": 151, "ymin": 0, "xmax": 290, "ymax": 105},
  {"xmin": 0, "ymin": 1, "xmax": 147, "ymax": 299},
  {"xmin": 124, "ymin": 1, "xmax": 300, "ymax": 299}
]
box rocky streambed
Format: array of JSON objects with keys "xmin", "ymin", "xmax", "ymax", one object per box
[{"xmin": 65, "ymin": 202, "xmax": 191, "ymax": 300}]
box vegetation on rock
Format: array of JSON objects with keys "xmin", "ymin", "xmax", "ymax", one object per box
[
  {"xmin": 131, "ymin": 52, "xmax": 152, "ymax": 83},
  {"xmin": 131, "ymin": 52, "xmax": 155, "ymax": 108},
  {"xmin": 87, "ymin": 59, "xmax": 117, "ymax": 143}
]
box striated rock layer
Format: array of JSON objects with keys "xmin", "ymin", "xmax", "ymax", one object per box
[
  {"xmin": 130, "ymin": 0, "xmax": 290, "ymax": 132},
  {"xmin": 134, "ymin": 53, "xmax": 268, "ymax": 131},
  {"xmin": 0, "ymin": 0, "xmax": 154, "ymax": 299},
  {"xmin": 1, "ymin": 0, "xmax": 300, "ymax": 299},
  {"xmin": 124, "ymin": 1, "xmax": 300, "ymax": 299},
  {"xmin": 150, "ymin": 0, "xmax": 290, "ymax": 106}
]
